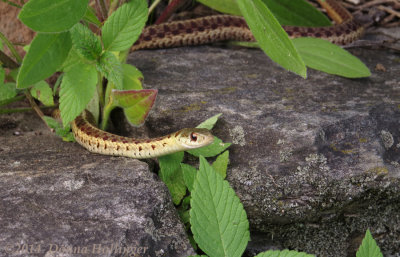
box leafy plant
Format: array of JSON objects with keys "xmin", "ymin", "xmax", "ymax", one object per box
[{"xmin": 187, "ymin": 156, "xmax": 384, "ymax": 257}]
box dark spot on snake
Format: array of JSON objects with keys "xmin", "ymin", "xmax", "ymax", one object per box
[
  {"xmin": 139, "ymin": 146, "xmax": 142, "ymax": 151},
  {"xmin": 162, "ymin": 142, "xmax": 167, "ymax": 147},
  {"xmin": 216, "ymin": 16, "xmax": 222, "ymax": 24},
  {"xmin": 151, "ymin": 145, "xmax": 156, "ymax": 150},
  {"xmin": 211, "ymin": 23, "xmax": 218, "ymax": 30},
  {"xmin": 292, "ymin": 27, "xmax": 299, "ymax": 32},
  {"xmin": 122, "ymin": 140, "xmax": 128, "ymax": 144},
  {"xmin": 202, "ymin": 19, "xmax": 210, "ymax": 27},
  {"xmin": 172, "ymin": 30, "xmax": 179, "ymax": 35},
  {"xmin": 224, "ymin": 21, "xmax": 230, "ymax": 27},
  {"xmin": 149, "ymin": 28, "xmax": 156, "ymax": 35},
  {"xmin": 325, "ymin": 31, "xmax": 333, "ymax": 37},
  {"xmin": 178, "ymin": 23, "xmax": 184, "ymax": 30},
  {"xmin": 103, "ymin": 136, "xmax": 108, "ymax": 141},
  {"xmin": 315, "ymin": 32, "xmax": 322, "ymax": 37},
  {"xmin": 97, "ymin": 142, "xmax": 99, "ymax": 148},
  {"xmin": 175, "ymin": 131, "xmax": 181, "ymax": 137},
  {"xmin": 144, "ymin": 36, "xmax": 152, "ymax": 41},
  {"xmin": 198, "ymin": 26, "xmax": 205, "ymax": 32},
  {"xmin": 300, "ymin": 32, "xmax": 307, "ymax": 37},
  {"xmin": 287, "ymin": 31, "xmax": 293, "ymax": 36},
  {"xmin": 104, "ymin": 144, "xmax": 107, "ymax": 149},
  {"xmin": 145, "ymin": 140, "xmax": 151, "ymax": 143},
  {"xmin": 163, "ymin": 24, "xmax": 170, "ymax": 32},
  {"xmin": 345, "ymin": 29, "xmax": 351, "ymax": 34},
  {"xmin": 186, "ymin": 28, "xmax": 193, "ymax": 34},
  {"xmin": 112, "ymin": 138, "xmax": 117, "ymax": 142},
  {"xmin": 190, "ymin": 21, "xmax": 197, "ymax": 28},
  {"xmin": 307, "ymin": 28, "xmax": 313, "ymax": 33},
  {"xmin": 126, "ymin": 146, "xmax": 130, "ymax": 151},
  {"xmin": 157, "ymin": 32, "xmax": 165, "ymax": 38},
  {"xmin": 167, "ymin": 135, "xmax": 171, "ymax": 139},
  {"xmin": 116, "ymin": 146, "xmax": 120, "ymax": 151}
]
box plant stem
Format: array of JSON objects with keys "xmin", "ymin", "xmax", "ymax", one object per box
[
  {"xmin": 0, "ymin": 31, "xmax": 22, "ymax": 63},
  {"xmin": 24, "ymin": 91, "xmax": 52, "ymax": 130},
  {"xmin": 0, "ymin": 95, "xmax": 25, "ymax": 107},
  {"xmin": 0, "ymin": 106, "xmax": 53, "ymax": 114},
  {"xmin": 148, "ymin": 0, "xmax": 162, "ymax": 14},
  {"xmin": 97, "ymin": 0, "xmax": 108, "ymax": 20},
  {"xmin": 108, "ymin": 0, "xmax": 120, "ymax": 17}
]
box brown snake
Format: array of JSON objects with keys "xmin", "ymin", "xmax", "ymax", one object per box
[{"xmin": 72, "ymin": 0, "xmax": 364, "ymax": 159}]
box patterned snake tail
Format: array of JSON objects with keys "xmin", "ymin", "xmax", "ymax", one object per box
[
  {"xmin": 131, "ymin": 0, "xmax": 364, "ymax": 51},
  {"xmin": 71, "ymin": 110, "xmax": 214, "ymax": 159}
]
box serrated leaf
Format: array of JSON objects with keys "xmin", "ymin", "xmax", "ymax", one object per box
[
  {"xmin": 18, "ymin": 0, "xmax": 89, "ymax": 32},
  {"xmin": 237, "ymin": 0, "xmax": 306, "ymax": 78},
  {"xmin": 158, "ymin": 152, "xmax": 186, "ymax": 205},
  {"xmin": 70, "ymin": 23, "xmax": 102, "ymax": 61},
  {"xmin": 181, "ymin": 163, "xmax": 197, "ymax": 192},
  {"xmin": 191, "ymin": 156, "xmax": 250, "ymax": 257},
  {"xmin": 122, "ymin": 64, "xmax": 143, "ymax": 90},
  {"xmin": 59, "ymin": 62, "xmax": 97, "ymax": 126},
  {"xmin": 17, "ymin": 32, "xmax": 72, "ymax": 89},
  {"xmin": 0, "ymin": 82, "xmax": 17, "ymax": 101},
  {"xmin": 187, "ymin": 137, "xmax": 231, "ymax": 157},
  {"xmin": 255, "ymin": 249, "xmax": 315, "ymax": 257},
  {"xmin": 197, "ymin": 113, "xmax": 222, "ymax": 130},
  {"xmin": 60, "ymin": 46, "xmax": 82, "ymax": 72},
  {"xmin": 30, "ymin": 80, "xmax": 54, "ymax": 106},
  {"xmin": 102, "ymin": 0, "xmax": 148, "ymax": 51},
  {"xmin": 83, "ymin": 6, "xmax": 101, "ymax": 27},
  {"xmin": 212, "ymin": 150, "xmax": 229, "ymax": 179},
  {"xmin": 110, "ymin": 89, "xmax": 157, "ymax": 126},
  {"xmin": 293, "ymin": 37, "xmax": 371, "ymax": 78},
  {"xmin": 96, "ymin": 51, "xmax": 123, "ymax": 89},
  {"xmin": 356, "ymin": 229, "xmax": 383, "ymax": 257}
]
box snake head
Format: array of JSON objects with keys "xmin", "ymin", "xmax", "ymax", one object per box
[{"xmin": 175, "ymin": 128, "xmax": 214, "ymax": 149}]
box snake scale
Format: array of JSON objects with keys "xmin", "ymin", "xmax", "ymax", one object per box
[{"xmin": 72, "ymin": 0, "xmax": 364, "ymax": 159}]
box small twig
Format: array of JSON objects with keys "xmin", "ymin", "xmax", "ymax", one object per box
[
  {"xmin": 108, "ymin": 0, "xmax": 120, "ymax": 17},
  {"xmin": 0, "ymin": 50, "xmax": 19, "ymax": 69},
  {"xmin": 0, "ymin": 106, "xmax": 53, "ymax": 114},
  {"xmin": 377, "ymin": 5, "xmax": 400, "ymax": 19},
  {"xmin": 149, "ymin": 0, "xmax": 163, "ymax": 16},
  {"xmin": 96, "ymin": 0, "xmax": 108, "ymax": 21},
  {"xmin": 24, "ymin": 91, "xmax": 52, "ymax": 130}
]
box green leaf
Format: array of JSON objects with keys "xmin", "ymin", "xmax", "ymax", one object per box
[
  {"xmin": 60, "ymin": 46, "xmax": 82, "ymax": 72},
  {"xmin": 356, "ymin": 229, "xmax": 383, "ymax": 257},
  {"xmin": 255, "ymin": 249, "xmax": 315, "ymax": 257},
  {"xmin": 0, "ymin": 82, "xmax": 17, "ymax": 101},
  {"xmin": 187, "ymin": 137, "xmax": 231, "ymax": 158},
  {"xmin": 110, "ymin": 89, "xmax": 157, "ymax": 126},
  {"xmin": 212, "ymin": 151, "xmax": 229, "ymax": 179},
  {"xmin": 59, "ymin": 62, "xmax": 97, "ymax": 126},
  {"xmin": 122, "ymin": 64, "xmax": 143, "ymax": 90},
  {"xmin": 70, "ymin": 23, "xmax": 102, "ymax": 61},
  {"xmin": 0, "ymin": 67, "xmax": 4, "ymax": 87},
  {"xmin": 96, "ymin": 51, "xmax": 123, "ymax": 89},
  {"xmin": 293, "ymin": 37, "xmax": 371, "ymax": 78},
  {"xmin": 264, "ymin": 0, "xmax": 330, "ymax": 26},
  {"xmin": 237, "ymin": 0, "xmax": 306, "ymax": 78},
  {"xmin": 102, "ymin": 0, "xmax": 148, "ymax": 51},
  {"xmin": 158, "ymin": 152, "xmax": 187, "ymax": 205},
  {"xmin": 181, "ymin": 163, "xmax": 197, "ymax": 192},
  {"xmin": 190, "ymin": 156, "xmax": 250, "ymax": 257},
  {"xmin": 18, "ymin": 0, "xmax": 89, "ymax": 32},
  {"xmin": 17, "ymin": 32, "xmax": 72, "ymax": 89},
  {"xmin": 196, "ymin": 0, "xmax": 241, "ymax": 15},
  {"xmin": 83, "ymin": 6, "xmax": 102, "ymax": 27},
  {"xmin": 43, "ymin": 116, "xmax": 75, "ymax": 142},
  {"xmin": 30, "ymin": 80, "xmax": 54, "ymax": 106},
  {"xmin": 197, "ymin": 113, "xmax": 222, "ymax": 130}
]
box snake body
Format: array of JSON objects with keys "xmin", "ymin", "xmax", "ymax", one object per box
[{"xmin": 72, "ymin": 0, "xmax": 363, "ymax": 158}]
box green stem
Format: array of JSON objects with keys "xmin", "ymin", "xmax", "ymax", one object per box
[
  {"xmin": 0, "ymin": 30, "xmax": 22, "ymax": 63},
  {"xmin": 100, "ymin": 104, "xmax": 113, "ymax": 130},
  {"xmin": 97, "ymin": 73, "xmax": 104, "ymax": 107},
  {"xmin": 1, "ymin": 0, "xmax": 22, "ymax": 8},
  {"xmin": 0, "ymin": 106, "xmax": 53, "ymax": 114},
  {"xmin": 0, "ymin": 94, "xmax": 25, "ymax": 107}
]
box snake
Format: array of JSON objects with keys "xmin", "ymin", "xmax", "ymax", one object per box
[{"xmin": 72, "ymin": 0, "xmax": 363, "ymax": 159}]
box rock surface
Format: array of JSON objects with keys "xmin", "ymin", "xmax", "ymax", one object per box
[
  {"xmin": 127, "ymin": 46, "xmax": 400, "ymax": 256},
  {"xmin": 0, "ymin": 113, "xmax": 194, "ymax": 257},
  {"xmin": 1, "ymin": 45, "xmax": 399, "ymax": 257}
]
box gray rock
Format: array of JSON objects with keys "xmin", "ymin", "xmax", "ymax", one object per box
[
  {"xmin": 127, "ymin": 46, "xmax": 400, "ymax": 256},
  {"xmin": 0, "ymin": 113, "xmax": 194, "ymax": 257}
]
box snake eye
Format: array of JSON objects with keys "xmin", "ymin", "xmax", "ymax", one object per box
[{"xmin": 190, "ymin": 132, "xmax": 198, "ymax": 142}]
